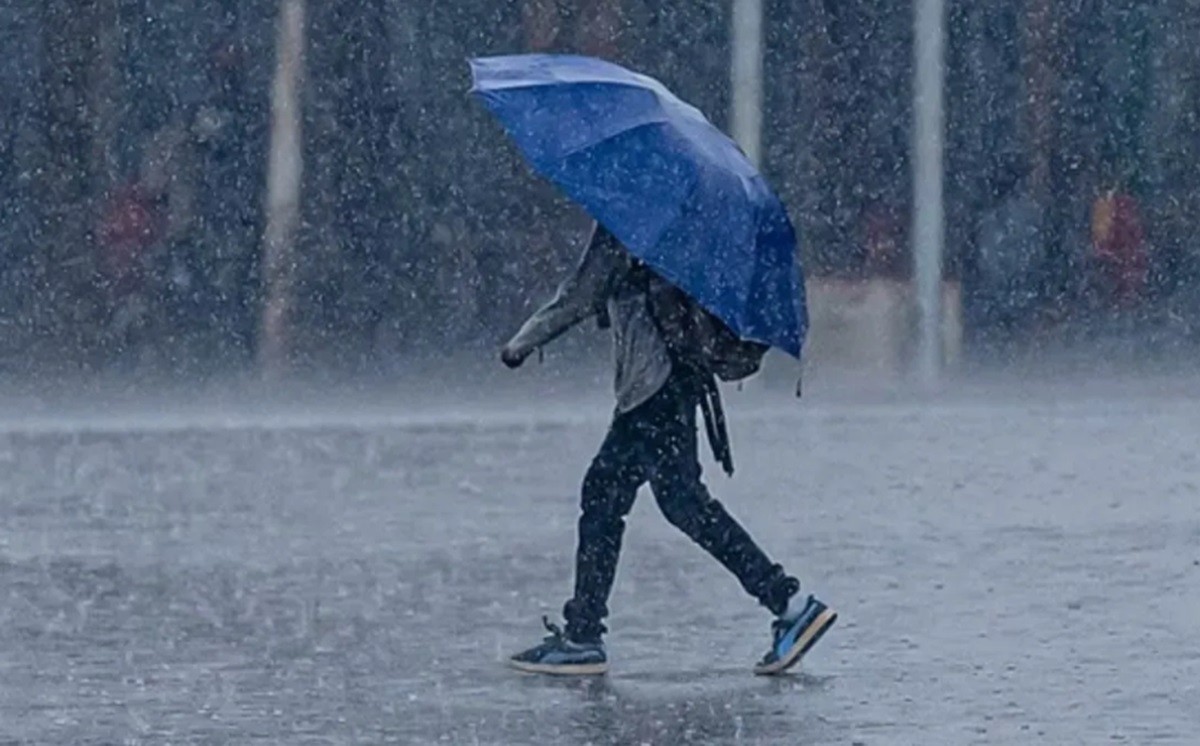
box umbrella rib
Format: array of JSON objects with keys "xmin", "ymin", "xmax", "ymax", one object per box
[
  {"xmin": 641, "ymin": 169, "xmax": 702, "ymax": 257},
  {"xmin": 551, "ymin": 118, "xmax": 671, "ymax": 163}
]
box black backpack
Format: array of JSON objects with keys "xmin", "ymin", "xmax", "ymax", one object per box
[
  {"xmin": 634, "ymin": 264, "xmax": 769, "ymax": 383},
  {"xmin": 602, "ymin": 262, "xmax": 763, "ymax": 476}
]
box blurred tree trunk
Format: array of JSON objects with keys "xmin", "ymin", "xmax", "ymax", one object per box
[
  {"xmin": 34, "ymin": 0, "xmax": 121, "ymax": 366},
  {"xmin": 0, "ymin": 3, "xmax": 44, "ymax": 349},
  {"xmin": 1023, "ymin": 0, "xmax": 1055, "ymax": 207},
  {"xmin": 762, "ymin": 0, "xmax": 824, "ymax": 273},
  {"xmin": 1023, "ymin": 0, "xmax": 1071, "ymax": 316},
  {"xmin": 1143, "ymin": 0, "xmax": 1200, "ymax": 298},
  {"xmin": 805, "ymin": 0, "xmax": 847, "ymax": 275},
  {"xmin": 260, "ymin": 0, "xmax": 307, "ymax": 376}
]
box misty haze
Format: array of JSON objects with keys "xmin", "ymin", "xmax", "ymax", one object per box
[{"xmin": 2, "ymin": 1, "xmax": 1198, "ymax": 744}]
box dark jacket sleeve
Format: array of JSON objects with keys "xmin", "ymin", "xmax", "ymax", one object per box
[{"xmin": 503, "ymin": 222, "xmax": 623, "ymax": 357}]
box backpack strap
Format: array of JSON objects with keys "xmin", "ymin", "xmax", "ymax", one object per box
[
  {"xmin": 695, "ymin": 367, "xmax": 734, "ymax": 476},
  {"xmin": 628, "ymin": 262, "xmax": 735, "ymax": 476}
]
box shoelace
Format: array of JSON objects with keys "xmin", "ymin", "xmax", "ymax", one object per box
[{"xmin": 541, "ymin": 615, "xmax": 566, "ymax": 642}]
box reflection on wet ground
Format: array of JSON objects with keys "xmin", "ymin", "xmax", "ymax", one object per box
[{"xmin": 3, "ymin": 394, "xmax": 1199, "ymax": 743}]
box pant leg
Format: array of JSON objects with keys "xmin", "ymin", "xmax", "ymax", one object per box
[
  {"xmin": 648, "ymin": 377, "xmax": 800, "ymax": 616},
  {"xmin": 563, "ymin": 409, "xmax": 652, "ymax": 642}
]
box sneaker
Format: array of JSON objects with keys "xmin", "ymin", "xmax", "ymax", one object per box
[
  {"xmin": 753, "ymin": 594, "xmax": 837, "ymax": 676},
  {"xmin": 509, "ymin": 617, "xmax": 608, "ymax": 676}
]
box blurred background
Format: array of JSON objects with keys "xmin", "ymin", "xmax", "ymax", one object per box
[
  {"xmin": 2, "ymin": 0, "xmax": 1198, "ymax": 383},
  {"xmin": 5, "ymin": 5, "xmax": 1200, "ymax": 743}
]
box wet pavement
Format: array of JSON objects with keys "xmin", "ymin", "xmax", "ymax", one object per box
[{"xmin": 2, "ymin": 380, "xmax": 1199, "ymax": 744}]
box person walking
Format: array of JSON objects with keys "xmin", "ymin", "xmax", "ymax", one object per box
[{"xmin": 501, "ymin": 221, "xmax": 836, "ymax": 676}]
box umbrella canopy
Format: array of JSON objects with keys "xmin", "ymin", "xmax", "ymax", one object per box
[{"xmin": 469, "ymin": 53, "xmax": 807, "ymax": 358}]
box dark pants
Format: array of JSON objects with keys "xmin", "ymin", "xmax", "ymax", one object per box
[{"xmin": 563, "ymin": 371, "xmax": 799, "ymax": 642}]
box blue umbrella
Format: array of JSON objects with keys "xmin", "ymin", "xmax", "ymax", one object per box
[{"xmin": 468, "ymin": 53, "xmax": 808, "ymax": 358}]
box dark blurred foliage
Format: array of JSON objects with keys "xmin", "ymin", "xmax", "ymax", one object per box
[{"xmin": 1, "ymin": 0, "xmax": 1198, "ymax": 376}]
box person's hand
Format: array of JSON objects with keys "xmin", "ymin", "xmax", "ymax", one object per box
[{"xmin": 500, "ymin": 345, "xmax": 529, "ymax": 369}]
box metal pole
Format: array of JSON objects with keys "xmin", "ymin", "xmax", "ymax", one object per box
[
  {"xmin": 731, "ymin": 0, "xmax": 763, "ymax": 167},
  {"xmin": 731, "ymin": 0, "xmax": 772, "ymax": 387},
  {"xmin": 260, "ymin": 0, "xmax": 306, "ymax": 375},
  {"xmin": 912, "ymin": 0, "xmax": 946, "ymax": 388}
]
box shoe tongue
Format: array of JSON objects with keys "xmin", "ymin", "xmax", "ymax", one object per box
[{"xmin": 780, "ymin": 593, "xmax": 811, "ymax": 622}]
